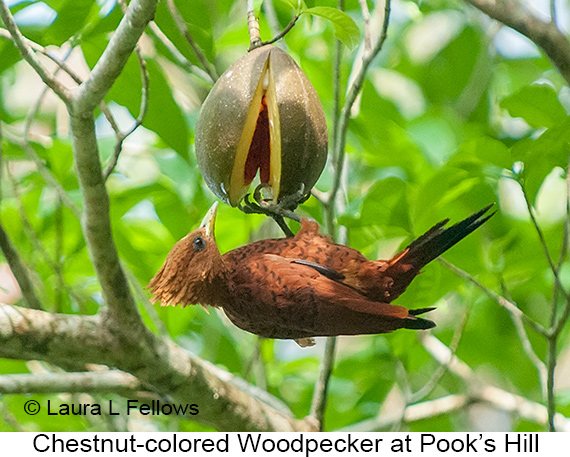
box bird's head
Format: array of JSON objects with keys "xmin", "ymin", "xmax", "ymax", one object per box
[{"xmin": 147, "ymin": 202, "xmax": 225, "ymax": 307}]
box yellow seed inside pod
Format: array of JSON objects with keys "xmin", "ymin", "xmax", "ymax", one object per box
[{"xmin": 229, "ymin": 57, "xmax": 281, "ymax": 206}]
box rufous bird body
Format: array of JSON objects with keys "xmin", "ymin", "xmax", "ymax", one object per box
[{"xmin": 148, "ymin": 204, "xmax": 493, "ymax": 340}]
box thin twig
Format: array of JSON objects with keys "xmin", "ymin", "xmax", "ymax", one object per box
[
  {"xmin": 164, "ymin": 0, "xmax": 217, "ymax": 81},
  {"xmin": 103, "ymin": 0, "xmax": 151, "ymax": 180},
  {"xmin": 328, "ymin": 0, "xmax": 391, "ymax": 208},
  {"xmin": 262, "ymin": 0, "xmax": 286, "ymax": 50},
  {"xmin": 0, "ymin": 1, "xmax": 71, "ymax": 104},
  {"xmin": 514, "ymin": 313, "xmax": 549, "ymax": 397},
  {"xmin": 547, "ymin": 335, "xmax": 557, "ymax": 431},
  {"xmin": 23, "ymin": 47, "xmax": 74, "ymax": 141},
  {"xmin": 550, "ymin": 0, "xmax": 558, "ymax": 26},
  {"xmin": 552, "ymin": 158, "xmax": 570, "ymax": 335},
  {"xmin": 0, "ymin": 28, "xmax": 126, "ymax": 153},
  {"xmin": 247, "ymin": 0, "xmax": 262, "ymax": 51},
  {"xmin": 551, "ymin": 223, "xmax": 567, "ymax": 329},
  {"xmin": 5, "ymin": 170, "xmax": 87, "ymax": 312},
  {"xmin": 261, "ymin": 15, "xmax": 299, "ymax": 47},
  {"xmin": 323, "ymin": 7, "xmax": 343, "ymax": 234},
  {"xmin": 499, "ymin": 278, "xmax": 547, "ymax": 398},
  {"xmin": 541, "ymin": 162, "xmax": 570, "ymax": 431},
  {"xmin": 54, "ymin": 199, "xmax": 64, "ymax": 312},
  {"xmin": 0, "ymin": 222, "xmax": 43, "ymax": 310},
  {"xmin": 0, "ymin": 121, "xmax": 2, "ymax": 201},
  {"xmin": 0, "ymin": 28, "xmax": 79, "ymax": 84},
  {"xmin": 439, "ymin": 257, "xmax": 548, "ymax": 337},
  {"xmin": 2, "ymin": 129, "xmax": 82, "ymax": 219},
  {"xmin": 358, "ymin": 0, "xmax": 372, "ymax": 53},
  {"xmin": 311, "ymin": 189, "xmax": 328, "ymax": 208},
  {"xmin": 521, "ymin": 185, "xmax": 569, "ymax": 300},
  {"xmin": 519, "ymin": 166, "xmax": 570, "ymax": 432},
  {"xmin": 410, "ymin": 305, "xmax": 469, "ymax": 404},
  {"xmin": 308, "ymin": 0, "xmax": 346, "ymax": 424},
  {"xmin": 309, "ymin": 336, "xmax": 337, "ymax": 430},
  {"xmin": 148, "ymin": 23, "xmax": 213, "ymax": 82}
]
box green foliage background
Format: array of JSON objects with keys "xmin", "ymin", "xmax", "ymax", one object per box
[{"xmin": 1, "ymin": 0, "xmax": 569, "ymax": 431}]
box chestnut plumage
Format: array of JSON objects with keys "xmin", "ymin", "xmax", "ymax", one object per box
[{"xmin": 148, "ymin": 204, "xmax": 494, "ymax": 340}]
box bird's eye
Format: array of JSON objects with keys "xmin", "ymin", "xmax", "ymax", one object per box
[{"xmin": 193, "ymin": 236, "xmax": 207, "ymax": 252}]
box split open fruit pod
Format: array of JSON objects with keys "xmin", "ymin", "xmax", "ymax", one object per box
[{"xmin": 195, "ymin": 45, "xmax": 328, "ymax": 207}]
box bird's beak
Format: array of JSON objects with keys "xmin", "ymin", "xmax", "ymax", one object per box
[{"xmin": 200, "ymin": 202, "xmax": 218, "ymax": 239}]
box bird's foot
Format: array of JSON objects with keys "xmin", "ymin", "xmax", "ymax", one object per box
[{"xmin": 239, "ymin": 183, "xmax": 310, "ymax": 237}]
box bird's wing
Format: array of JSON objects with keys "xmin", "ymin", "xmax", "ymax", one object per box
[
  {"xmin": 225, "ymin": 253, "xmax": 430, "ymax": 338},
  {"xmin": 290, "ymin": 259, "xmax": 346, "ymax": 281}
]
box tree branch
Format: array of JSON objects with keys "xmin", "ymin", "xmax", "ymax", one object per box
[
  {"xmin": 69, "ymin": 112, "xmax": 138, "ymax": 321},
  {"xmin": 358, "ymin": 0, "xmax": 372, "ymax": 54},
  {"xmin": 103, "ymin": 2, "xmax": 151, "ymax": 181},
  {"xmin": 464, "ymin": 0, "xmax": 570, "ymax": 86},
  {"xmin": 420, "ymin": 334, "xmax": 570, "ymax": 431},
  {"xmin": 328, "ymin": 0, "xmax": 391, "ymax": 208},
  {"xmin": 0, "ymin": 371, "xmax": 144, "ymax": 395},
  {"xmin": 73, "ymin": 0, "xmax": 158, "ymax": 112},
  {"xmin": 439, "ymin": 258, "xmax": 548, "ymax": 337},
  {"xmin": 341, "ymin": 386, "xmax": 570, "ymax": 432},
  {"xmin": 0, "ymin": 304, "xmax": 316, "ymax": 431},
  {"xmin": 0, "ymin": 1, "xmax": 71, "ymax": 104}
]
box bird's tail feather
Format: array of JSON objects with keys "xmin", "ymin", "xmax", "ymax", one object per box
[
  {"xmin": 395, "ymin": 204, "xmax": 494, "ymax": 272},
  {"xmin": 381, "ymin": 205, "xmax": 494, "ymax": 302},
  {"xmin": 403, "ymin": 316, "xmax": 436, "ymax": 330},
  {"xmin": 403, "ymin": 307, "xmax": 436, "ymax": 330}
]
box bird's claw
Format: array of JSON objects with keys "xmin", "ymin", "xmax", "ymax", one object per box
[{"xmin": 239, "ymin": 184, "xmax": 311, "ymax": 238}]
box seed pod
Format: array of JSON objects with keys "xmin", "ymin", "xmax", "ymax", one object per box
[{"xmin": 195, "ymin": 45, "xmax": 328, "ymax": 207}]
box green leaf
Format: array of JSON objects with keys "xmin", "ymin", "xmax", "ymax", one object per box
[
  {"xmin": 82, "ymin": 3, "xmax": 123, "ymax": 40},
  {"xmin": 275, "ymin": 0, "xmax": 305, "ymax": 11},
  {"xmin": 511, "ymin": 116, "xmax": 570, "ymax": 200},
  {"xmin": 349, "ymin": 176, "xmax": 412, "ymax": 232},
  {"xmin": 500, "ymin": 84, "xmax": 567, "ymax": 128},
  {"xmin": 302, "ymin": 6, "xmax": 359, "ymax": 49},
  {"xmin": 153, "ymin": 0, "xmax": 215, "ymax": 65},
  {"xmin": 144, "ymin": 60, "xmax": 189, "ymax": 159},
  {"xmin": 105, "ymin": 53, "xmax": 189, "ymax": 160},
  {"xmin": 46, "ymin": 0, "xmax": 96, "ymax": 45},
  {"xmin": 0, "ymin": 39, "xmax": 21, "ymax": 74}
]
